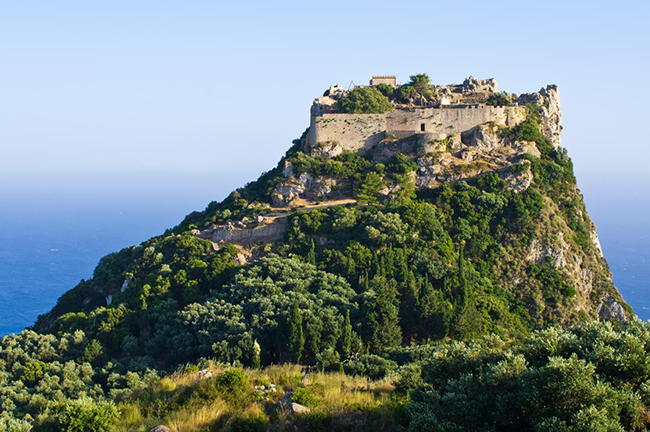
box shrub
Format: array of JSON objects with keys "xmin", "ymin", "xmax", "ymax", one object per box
[
  {"xmin": 344, "ymin": 355, "xmax": 398, "ymax": 379},
  {"xmin": 50, "ymin": 397, "xmax": 119, "ymax": 432},
  {"xmin": 338, "ymin": 87, "xmax": 393, "ymax": 114},
  {"xmin": 393, "ymin": 363, "xmax": 423, "ymax": 393},
  {"xmin": 292, "ymin": 387, "xmax": 320, "ymax": 408},
  {"xmin": 375, "ymin": 83, "xmax": 394, "ymax": 98},
  {"xmin": 217, "ymin": 369, "xmax": 248, "ymax": 390},
  {"xmin": 486, "ymin": 92, "xmax": 513, "ymax": 107}
]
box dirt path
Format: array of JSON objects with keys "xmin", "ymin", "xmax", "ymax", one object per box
[{"xmin": 262, "ymin": 198, "xmax": 357, "ymax": 222}]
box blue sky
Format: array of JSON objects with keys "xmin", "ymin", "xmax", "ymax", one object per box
[{"xmin": 1, "ymin": 0, "xmax": 648, "ymax": 178}]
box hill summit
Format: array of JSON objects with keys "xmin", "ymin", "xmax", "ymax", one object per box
[{"xmin": 0, "ymin": 73, "xmax": 634, "ymax": 430}]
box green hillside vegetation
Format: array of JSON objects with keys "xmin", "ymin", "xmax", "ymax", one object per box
[
  {"xmin": 0, "ymin": 100, "xmax": 634, "ymax": 430},
  {"xmin": 4, "ymin": 321, "xmax": 650, "ymax": 430}
]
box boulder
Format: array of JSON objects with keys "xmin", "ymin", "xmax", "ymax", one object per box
[
  {"xmin": 272, "ymin": 181, "xmax": 306, "ymax": 207},
  {"xmin": 149, "ymin": 426, "xmax": 171, "ymax": 432},
  {"xmin": 197, "ymin": 369, "xmax": 212, "ymax": 379},
  {"xmin": 290, "ymin": 403, "xmax": 311, "ymax": 415}
]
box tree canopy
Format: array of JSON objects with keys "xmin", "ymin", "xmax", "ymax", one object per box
[{"xmin": 338, "ymin": 87, "xmax": 393, "ymax": 114}]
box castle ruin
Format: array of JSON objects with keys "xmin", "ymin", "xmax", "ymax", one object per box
[{"xmin": 304, "ymin": 76, "xmax": 561, "ymax": 157}]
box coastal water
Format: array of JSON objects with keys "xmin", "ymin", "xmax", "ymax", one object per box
[
  {"xmin": 0, "ymin": 171, "xmax": 649, "ymax": 337},
  {"xmin": 0, "ymin": 171, "xmax": 252, "ymax": 336}
]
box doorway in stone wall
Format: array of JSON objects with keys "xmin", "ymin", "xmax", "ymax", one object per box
[{"xmin": 420, "ymin": 123, "xmax": 426, "ymax": 132}]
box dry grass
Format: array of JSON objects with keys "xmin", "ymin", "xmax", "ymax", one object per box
[
  {"xmin": 112, "ymin": 362, "xmax": 402, "ymax": 432},
  {"xmin": 165, "ymin": 398, "xmax": 229, "ymax": 432}
]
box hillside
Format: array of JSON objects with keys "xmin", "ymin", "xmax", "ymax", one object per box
[{"xmin": 0, "ymin": 74, "xmax": 636, "ymax": 431}]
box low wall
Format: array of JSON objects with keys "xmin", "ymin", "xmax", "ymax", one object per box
[{"xmin": 198, "ymin": 218, "xmax": 289, "ymax": 246}]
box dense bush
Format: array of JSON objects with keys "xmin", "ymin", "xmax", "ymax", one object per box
[
  {"xmin": 405, "ymin": 320, "xmax": 650, "ymax": 431},
  {"xmin": 486, "ymin": 91, "xmax": 514, "ymax": 107},
  {"xmin": 50, "ymin": 397, "xmax": 119, "ymax": 432},
  {"xmin": 338, "ymin": 87, "xmax": 393, "ymax": 114}
]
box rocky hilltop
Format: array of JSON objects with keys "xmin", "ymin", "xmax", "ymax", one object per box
[
  {"xmin": 176, "ymin": 76, "xmax": 625, "ymax": 325},
  {"xmin": 35, "ymin": 75, "xmax": 629, "ymax": 335},
  {"xmin": 2, "ymin": 74, "xmax": 636, "ymax": 431}
]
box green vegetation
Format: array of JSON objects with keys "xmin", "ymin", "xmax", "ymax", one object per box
[
  {"xmin": 486, "ymin": 91, "xmax": 514, "ymax": 106},
  {"xmin": 337, "ymin": 87, "xmax": 393, "ymax": 114},
  {"xmin": 396, "ymin": 73, "xmax": 436, "ymax": 105},
  {"xmin": 375, "ymin": 83, "xmax": 394, "ymax": 98},
  {"xmin": 0, "ymin": 92, "xmax": 634, "ymax": 430},
  {"xmin": 5, "ymin": 320, "xmax": 650, "ymax": 430}
]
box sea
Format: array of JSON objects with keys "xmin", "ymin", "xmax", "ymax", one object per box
[{"xmin": 0, "ymin": 171, "xmax": 649, "ymax": 337}]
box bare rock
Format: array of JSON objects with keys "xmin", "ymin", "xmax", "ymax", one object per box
[
  {"xmin": 513, "ymin": 140, "xmax": 541, "ymax": 158},
  {"xmin": 500, "ymin": 163, "xmax": 533, "ymax": 193},
  {"xmin": 526, "ymin": 235, "xmax": 567, "ymax": 268},
  {"xmin": 598, "ymin": 295, "xmax": 627, "ymax": 324},
  {"xmin": 463, "ymin": 124, "xmax": 502, "ymax": 152},
  {"xmin": 590, "ymin": 228, "xmax": 604, "ymax": 258},
  {"xmin": 235, "ymin": 253, "xmax": 248, "ymax": 265},
  {"xmin": 149, "ymin": 426, "xmax": 172, "ymax": 432},
  {"xmin": 197, "ymin": 369, "xmax": 212, "ymax": 379},
  {"xmin": 460, "ymin": 148, "xmax": 477, "ymax": 162},
  {"xmin": 310, "ymin": 141, "xmax": 343, "ymax": 158},
  {"xmin": 272, "ymin": 181, "xmax": 306, "ymax": 207},
  {"xmin": 517, "ymin": 85, "xmax": 562, "ymax": 148},
  {"xmin": 282, "ymin": 161, "xmax": 294, "ymax": 178}
]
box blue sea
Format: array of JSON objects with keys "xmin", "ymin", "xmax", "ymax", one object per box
[{"xmin": 0, "ymin": 171, "xmax": 649, "ymax": 336}]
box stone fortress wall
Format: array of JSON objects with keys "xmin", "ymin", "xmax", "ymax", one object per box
[
  {"xmin": 306, "ymin": 105, "xmax": 526, "ymax": 154},
  {"xmin": 304, "ymin": 76, "xmax": 561, "ymax": 156}
]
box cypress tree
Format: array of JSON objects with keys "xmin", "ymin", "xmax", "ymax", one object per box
[
  {"xmin": 362, "ymin": 276, "xmax": 401, "ymax": 352},
  {"xmin": 288, "ymin": 300, "xmax": 304, "ymax": 364},
  {"xmin": 341, "ymin": 310, "xmax": 352, "ymax": 357},
  {"xmin": 457, "ymin": 240, "xmax": 468, "ymax": 310},
  {"xmin": 400, "ymin": 270, "xmax": 419, "ymax": 344},
  {"xmin": 307, "ymin": 239, "xmax": 316, "ymax": 266}
]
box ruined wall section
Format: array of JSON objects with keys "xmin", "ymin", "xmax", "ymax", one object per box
[
  {"xmin": 305, "ymin": 106, "xmax": 526, "ymax": 155},
  {"xmin": 386, "ymin": 106, "xmax": 525, "ymax": 141},
  {"xmin": 198, "ymin": 219, "xmax": 288, "ymax": 247},
  {"xmin": 306, "ymin": 113, "xmax": 387, "ymax": 154}
]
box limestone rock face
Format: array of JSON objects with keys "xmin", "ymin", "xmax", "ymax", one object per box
[
  {"xmin": 272, "ymin": 181, "xmax": 305, "ymax": 207},
  {"xmin": 527, "ymin": 237, "xmax": 567, "ymax": 269},
  {"xmin": 590, "ymin": 227, "xmax": 605, "ymax": 258},
  {"xmin": 539, "ymin": 85, "xmax": 562, "ymax": 148},
  {"xmin": 500, "ymin": 163, "xmax": 533, "ymax": 192},
  {"xmin": 517, "ymin": 85, "xmax": 562, "ymax": 147},
  {"xmin": 416, "ymin": 157, "xmax": 443, "ymax": 188},
  {"xmin": 598, "ymin": 295, "xmax": 627, "ymax": 324},
  {"xmin": 310, "ymin": 141, "xmax": 343, "ymax": 158},
  {"xmin": 272, "ymin": 170, "xmax": 340, "ymax": 207},
  {"xmin": 464, "ymin": 124, "xmax": 502, "ymax": 152}
]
